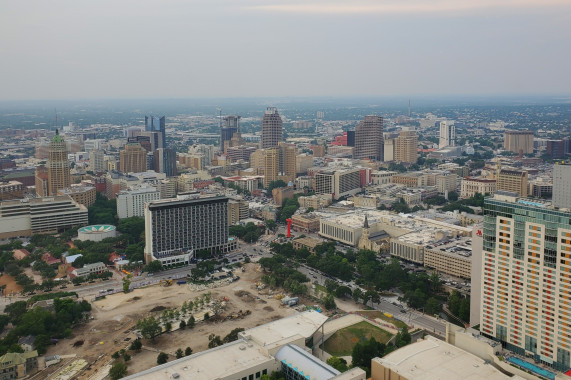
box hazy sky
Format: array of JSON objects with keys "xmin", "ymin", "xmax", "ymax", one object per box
[{"xmin": 1, "ymin": 0, "xmax": 570, "ymax": 100}]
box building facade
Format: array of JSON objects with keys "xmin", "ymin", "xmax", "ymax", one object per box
[
  {"xmin": 438, "ymin": 121, "xmax": 455, "ymax": 148},
  {"xmin": 145, "ymin": 115, "xmax": 166, "ymax": 149},
  {"xmin": 261, "ymin": 107, "xmax": 282, "ymax": 149},
  {"xmin": 47, "ymin": 131, "xmax": 71, "ymax": 196},
  {"xmin": 117, "ymin": 186, "xmax": 161, "ymax": 219},
  {"xmin": 553, "ymin": 162, "xmax": 571, "ymax": 209},
  {"xmin": 57, "ymin": 186, "xmax": 97, "ymax": 208},
  {"xmin": 314, "ymin": 169, "xmax": 361, "ymax": 200},
  {"xmin": 394, "ymin": 130, "xmax": 418, "ymax": 164},
  {"xmin": 496, "ymin": 168, "xmax": 528, "ymax": 197},
  {"xmin": 503, "ymin": 130, "xmax": 534, "ymax": 154},
  {"xmin": 461, "ymin": 177, "xmax": 496, "ymax": 199},
  {"xmin": 120, "ymin": 143, "xmax": 148, "ymax": 174},
  {"xmin": 354, "ymin": 116, "xmax": 383, "ymax": 160}
]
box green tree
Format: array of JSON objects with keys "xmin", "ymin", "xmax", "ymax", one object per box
[
  {"xmin": 175, "ymin": 348, "xmax": 184, "ymax": 359},
  {"xmin": 165, "ymin": 321, "xmax": 172, "ymax": 332},
  {"xmin": 179, "ymin": 320, "xmax": 186, "ymax": 330},
  {"xmin": 265, "ymin": 219, "xmax": 277, "ymax": 231},
  {"xmin": 425, "ymin": 297, "xmax": 441, "ymax": 315},
  {"xmin": 144, "ymin": 260, "xmax": 163, "ymax": 273},
  {"xmin": 327, "ymin": 356, "xmax": 348, "ymax": 372},
  {"xmin": 322, "ymin": 293, "xmax": 336, "ymax": 310},
  {"xmin": 223, "ymin": 328, "xmax": 245, "ymax": 343},
  {"xmin": 208, "ymin": 334, "xmax": 223, "ymax": 348},
  {"xmin": 157, "ymin": 352, "xmax": 168, "ymax": 365},
  {"xmin": 136, "ymin": 317, "xmax": 162, "ymax": 342},
  {"xmin": 109, "ymin": 361, "xmax": 128, "ymax": 380},
  {"xmin": 129, "ymin": 338, "xmax": 142, "ymax": 351},
  {"xmin": 117, "ymin": 217, "xmax": 145, "ymax": 244},
  {"xmin": 184, "ymin": 347, "xmax": 193, "ymax": 356},
  {"xmin": 448, "ymin": 191, "xmax": 459, "ymax": 202},
  {"xmin": 122, "ymin": 275, "xmax": 131, "ymax": 293},
  {"xmin": 352, "ymin": 288, "xmax": 363, "ymax": 304},
  {"xmin": 395, "ymin": 326, "xmax": 411, "ymax": 348},
  {"xmin": 352, "ymin": 337, "xmax": 385, "ymax": 375},
  {"xmin": 266, "ymin": 180, "xmax": 288, "ymax": 193},
  {"xmin": 459, "ymin": 297, "xmax": 470, "ymax": 322},
  {"xmin": 187, "ymin": 315, "xmax": 195, "ymax": 328}
]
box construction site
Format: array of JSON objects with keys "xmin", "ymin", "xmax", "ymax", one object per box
[{"xmin": 38, "ymin": 263, "xmax": 301, "ymax": 379}]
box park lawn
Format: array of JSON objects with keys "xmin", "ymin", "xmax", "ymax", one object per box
[
  {"xmin": 323, "ymin": 321, "xmax": 393, "ymax": 356},
  {"xmin": 357, "ymin": 310, "xmax": 408, "ymax": 330}
]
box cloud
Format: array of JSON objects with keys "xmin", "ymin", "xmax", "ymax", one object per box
[{"xmin": 245, "ymin": 0, "xmax": 570, "ymax": 15}]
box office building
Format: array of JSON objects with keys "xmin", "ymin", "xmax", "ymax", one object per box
[
  {"xmin": 460, "ymin": 177, "xmax": 496, "ymax": 199},
  {"xmin": 279, "ymin": 142, "xmax": 296, "ymax": 182},
  {"xmin": 153, "ymin": 148, "xmax": 177, "ymax": 177},
  {"xmin": 496, "ymin": 168, "xmax": 528, "ymax": 197},
  {"xmin": 119, "ymin": 143, "xmax": 148, "ymax": 174},
  {"xmin": 226, "ymin": 145, "xmax": 257, "ymax": 162},
  {"xmin": 547, "ymin": 139, "xmax": 566, "ymax": 159},
  {"xmin": 0, "ymin": 196, "xmax": 88, "ymax": 239},
  {"xmin": 423, "ymin": 237, "xmax": 472, "ymax": 279},
  {"xmin": 261, "ymin": 107, "xmax": 282, "ymax": 149},
  {"xmin": 263, "ymin": 148, "xmax": 279, "ymax": 187},
  {"xmin": 34, "ymin": 166, "xmax": 49, "ymax": 197},
  {"xmin": 438, "ymin": 121, "xmax": 455, "ymax": 148},
  {"xmin": 89, "ymin": 150, "xmax": 106, "ymax": 173},
  {"xmin": 354, "ymin": 116, "xmax": 383, "ymax": 160},
  {"xmin": 57, "ymin": 186, "xmax": 97, "ymax": 208},
  {"xmin": 314, "ymin": 169, "xmax": 361, "ymax": 200},
  {"xmin": 394, "ymin": 129, "xmax": 418, "ymax": 164},
  {"xmin": 228, "ymin": 198, "xmax": 249, "ymax": 225},
  {"xmin": 47, "ymin": 130, "xmax": 71, "ymax": 196},
  {"xmin": 117, "ymin": 185, "xmax": 161, "ymax": 219},
  {"xmin": 503, "ymin": 130, "xmax": 534, "ymax": 155},
  {"xmin": 0, "ymin": 181, "xmax": 25, "ymax": 201},
  {"xmin": 144, "ymin": 195, "xmax": 234, "ymax": 266},
  {"xmin": 553, "ymin": 162, "xmax": 571, "ymax": 209},
  {"xmin": 480, "ymin": 192, "xmax": 571, "ymax": 370},
  {"xmin": 221, "ymin": 115, "xmax": 241, "ymax": 151},
  {"xmin": 145, "ymin": 115, "xmax": 166, "ymax": 149}
]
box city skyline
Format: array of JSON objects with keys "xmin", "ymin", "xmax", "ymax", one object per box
[{"xmin": 1, "ymin": 0, "xmax": 570, "ymax": 101}]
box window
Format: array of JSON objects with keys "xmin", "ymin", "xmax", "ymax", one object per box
[
  {"xmin": 249, "ymin": 375, "xmax": 254, "ymax": 380},
  {"xmin": 256, "ymin": 372, "xmax": 261, "ymax": 378}
]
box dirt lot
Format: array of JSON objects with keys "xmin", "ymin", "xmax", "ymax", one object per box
[
  {"xmin": 45, "ymin": 263, "xmax": 297, "ymax": 379},
  {"xmin": 0, "ymin": 274, "xmax": 22, "ymax": 296}
]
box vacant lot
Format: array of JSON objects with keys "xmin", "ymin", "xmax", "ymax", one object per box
[
  {"xmin": 356, "ymin": 310, "xmax": 408, "ymax": 330},
  {"xmin": 323, "ymin": 321, "xmax": 393, "ymax": 356},
  {"xmin": 0, "ymin": 274, "xmax": 22, "ymax": 296}
]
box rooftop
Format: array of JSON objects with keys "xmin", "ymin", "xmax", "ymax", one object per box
[{"xmin": 373, "ymin": 336, "xmax": 521, "ymax": 380}]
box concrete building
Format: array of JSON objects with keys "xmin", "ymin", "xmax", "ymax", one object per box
[
  {"xmin": 553, "ymin": 162, "xmax": 571, "ymax": 209},
  {"xmin": 495, "ymin": 168, "xmax": 528, "ymax": 197},
  {"xmin": 391, "ymin": 173, "xmax": 422, "ymax": 188},
  {"xmin": 460, "ymin": 177, "xmax": 496, "ymax": 199},
  {"xmin": 298, "ymin": 194, "xmax": 332, "ymax": 209},
  {"xmin": 292, "ymin": 236, "xmax": 323, "ymax": 253},
  {"xmin": 72, "ymin": 262, "xmax": 107, "ymax": 277},
  {"xmin": 528, "ymin": 179, "xmax": 553, "ymax": 198},
  {"xmin": 145, "ymin": 115, "xmax": 166, "ymax": 149},
  {"xmin": 296, "ymin": 154, "xmax": 314, "ymax": 175},
  {"xmin": 261, "ymin": 107, "xmax": 282, "ymax": 149},
  {"xmin": 0, "ymin": 181, "xmax": 25, "ymax": 201},
  {"xmin": 314, "ymin": 169, "xmax": 361, "ymax": 200},
  {"xmin": 221, "ymin": 115, "xmax": 240, "ymax": 151},
  {"xmin": 144, "ymin": 195, "xmax": 234, "ymax": 266},
  {"xmin": 120, "ymin": 143, "xmax": 148, "ymax": 174},
  {"xmin": 89, "ymin": 150, "xmax": 105, "ymax": 173},
  {"xmin": 383, "ymin": 137, "xmax": 394, "ymax": 162},
  {"xmin": 371, "ymin": 336, "xmax": 521, "ymax": 380},
  {"xmin": 435, "ymin": 172, "xmax": 457, "ymax": 194},
  {"xmin": 34, "ymin": 166, "xmax": 49, "ymax": 197},
  {"xmin": 423, "ymin": 237, "xmax": 472, "ymax": 279},
  {"xmin": 47, "ymin": 130, "xmax": 71, "ymax": 196},
  {"xmin": 0, "ymin": 196, "xmax": 88, "ymax": 239},
  {"xmin": 123, "ymin": 310, "xmax": 365, "ymax": 380},
  {"xmin": 153, "ymin": 148, "xmax": 177, "ymax": 177},
  {"xmin": 57, "ymin": 186, "xmax": 96, "ymax": 208},
  {"xmin": 371, "ymin": 171, "xmax": 396, "ymax": 185},
  {"xmin": 291, "ymin": 213, "xmax": 320, "ymax": 233},
  {"xmin": 503, "ymin": 130, "xmax": 534, "ymax": 154},
  {"xmin": 117, "ymin": 185, "xmax": 161, "ymax": 219},
  {"xmin": 354, "ymin": 115, "xmax": 383, "ymax": 161},
  {"xmin": 227, "ymin": 145, "xmax": 257, "ymax": 162},
  {"xmin": 228, "ymin": 198, "xmax": 249, "ymax": 225},
  {"xmin": 480, "ymin": 192, "xmax": 571, "ymax": 370},
  {"xmin": 438, "ymin": 121, "xmax": 455, "ymax": 148},
  {"xmin": 393, "ymin": 130, "xmax": 418, "ymax": 164},
  {"xmin": 272, "ymin": 187, "xmax": 294, "ymax": 206},
  {"xmin": 263, "ymin": 148, "xmax": 279, "ymax": 187}
]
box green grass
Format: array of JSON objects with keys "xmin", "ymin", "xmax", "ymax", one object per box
[
  {"xmin": 356, "ymin": 311, "xmax": 408, "ymax": 330},
  {"xmin": 323, "ymin": 321, "xmax": 393, "ymax": 356},
  {"xmin": 314, "ymin": 283, "xmax": 327, "ymax": 294}
]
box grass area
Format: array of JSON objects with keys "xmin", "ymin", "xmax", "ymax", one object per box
[
  {"xmin": 357, "ymin": 311, "xmax": 408, "ymax": 330},
  {"xmin": 314, "ymin": 283, "xmax": 327, "ymax": 294},
  {"xmin": 323, "ymin": 321, "xmax": 393, "ymax": 356}
]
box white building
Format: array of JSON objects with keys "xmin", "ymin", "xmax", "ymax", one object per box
[
  {"xmin": 553, "ymin": 162, "xmax": 571, "ymax": 209},
  {"xmin": 438, "ymin": 121, "xmax": 455, "ymax": 149},
  {"xmin": 314, "ymin": 169, "xmax": 361, "ymax": 200},
  {"xmin": 117, "ymin": 185, "xmax": 161, "ymax": 219}
]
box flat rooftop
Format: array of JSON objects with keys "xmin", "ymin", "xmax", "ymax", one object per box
[{"xmin": 374, "ymin": 336, "xmax": 523, "ymax": 380}]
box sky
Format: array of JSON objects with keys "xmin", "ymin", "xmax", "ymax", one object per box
[{"xmin": 1, "ymin": 0, "xmax": 570, "ymax": 101}]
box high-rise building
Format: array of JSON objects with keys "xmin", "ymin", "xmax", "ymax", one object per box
[
  {"xmin": 263, "ymin": 148, "xmax": 279, "ymax": 188},
  {"xmin": 145, "ymin": 115, "xmax": 166, "ymax": 149},
  {"xmin": 117, "ymin": 185, "xmax": 161, "ymax": 219},
  {"xmin": 480, "ymin": 192, "xmax": 571, "ymax": 370},
  {"xmin": 496, "ymin": 167, "xmax": 528, "ymax": 197},
  {"xmin": 47, "ymin": 130, "xmax": 71, "ymax": 196},
  {"xmin": 34, "ymin": 165, "xmax": 49, "ymax": 197},
  {"xmin": 221, "ymin": 115, "xmax": 241, "ymax": 151},
  {"xmin": 553, "ymin": 162, "xmax": 571, "ymax": 209},
  {"xmin": 504, "ymin": 130, "xmax": 534, "ymax": 155},
  {"xmin": 89, "ymin": 150, "xmax": 106, "ymax": 173},
  {"xmin": 279, "ymin": 142, "xmax": 296, "ymax": 182},
  {"xmin": 394, "ymin": 129, "xmax": 418, "ymax": 164},
  {"xmin": 546, "ymin": 139, "xmax": 566, "ymax": 159},
  {"xmin": 314, "ymin": 169, "xmax": 361, "ymax": 200},
  {"xmin": 354, "ymin": 116, "xmax": 383, "ymax": 161},
  {"xmin": 119, "ymin": 143, "xmax": 148, "ymax": 174},
  {"xmin": 438, "ymin": 121, "xmax": 455, "ymax": 149},
  {"xmin": 144, "ymin": 195, "xmax": 233, "ymax": 266},
  {"xmin": 261, "ymin": 107, "xmax": 282, "ymax": 149},
  {"xmin": 153, "ymin": 148, "xmax": 177, "ymax": 177}
]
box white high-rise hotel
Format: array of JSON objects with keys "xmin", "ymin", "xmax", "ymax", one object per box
[
  {"xmin": 481, "ymin": 191, "xmax": 571, "ymax": 370},
  {"xmin": 438, "ymin": 121, "xmax": 455, "ymax": 149}
]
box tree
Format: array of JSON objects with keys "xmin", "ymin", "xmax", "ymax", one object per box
[
  {"xmin": 459, "ymin": 297, "xmax": 470, "ymax": 322},
  {"xmin": 123, "ymin": 275, "xmax": 131, "ymax": 293},
  {"xmin": 187, "ymin": 315, "xmax": 195, "ymax": 328},
  {"xmin": 425, "ymin": 297, "xmax": 440, "ymax": 315},
  {"xmin": 185, "ymin": 347, "xmax": 193, "ymax": 356},
  {"xmin": 429, "ymin": 272, "xmax": 441, "ymax": 293},
  {"xmin": 179, "ymin": 320, "xmax": 186, "ymax": 330},
  {"xmin": 352, "ymin": 337, "xmax": 385, "ymax": 374},
  {"xmin": 265, "ymin": 219, "xmax": 277, "ymax": 231},
  {"xmin": 136, "ymin": 317, "xmax": 162, "ymax": 342},
  {"xmin": 123, "ymin": 354, "xmax": 131, "ymax": 362},
  {"xmin": 395, "ymin": 326, "xmax": 411, "ymax": 348},
  {"xmin": 109, "ymin": 361, "xmax": 128, "ymax": 380},
  {"xmin": 322, "ymin": 293, "xmax": 336, "ymax": 310},
  {"xmin": 175, "ymin": 348, "xmax": 184, "ymax": 359},
  {"xmin": 208, "ymin": 334, "xmax": 223, "ymax": 348},
  {"xmin": 165, "ymin": 321, "xmax": 172, "ymax": 332},
  {"xmin": 129, "ymin": 338, "xmax": 142, "ymax": 351},
  {"xmin": 203, "ymin": 312, "xmax": 210, "ymax": 321},
  {"xmin": 327, "ymin": 356, "xmax": 348, "ymax": 372},
  {"xmin": 144, "ymin": 260, "xmax": 163, "ymax": 273},
  {"xmin": 448, "ymin": 191, "xmax": 459, "ymax": 202},
  {"xmin": 223, "ymin": 328, "xmax": 245, "ymax": 343},
  {"xmin": 157, "ymin": 352, "xmax": 168, "ymax": 365},
  {"xmin": 352, "ymin": 288, "xmax": 363, "ymax": 304}
]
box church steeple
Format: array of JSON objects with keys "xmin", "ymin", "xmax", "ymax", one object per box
[{"xmin": 364, "ymin": 214, "xmax": 369, "ymax": 229}]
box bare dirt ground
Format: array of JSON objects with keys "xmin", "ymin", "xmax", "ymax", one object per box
[
  {"xmin": 44, "ymin": 263, "xmax": 298, "ymax": 379},
  {"xmin": 0, "ymin": 274, "xmax": 22, "ymax": 296}
]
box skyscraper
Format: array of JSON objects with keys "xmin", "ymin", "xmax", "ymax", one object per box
[
  {"xmin": 221, "ymin": 115, "xmax": 241, "ymax": 151},
  {"xmin": 119, "ymin": 143, "xmax": 148, "ymax": 173},
  {"xmin": 47, "ymin": 130, "xmax": 71, "ymax": 196},
  {"xmin": 261, "ymin": 107, "xmax": 282, "ymax": 149},
  {"xmin": 504, "ymin": 130, "xmax": 534, "ymax": 155},
  {"xmin": 496, "ymin": 167, "xmax": 528, "ymax": 197},
  {"xmin": 154, "ymin": 148, "xmax": 178, "ymax": 177},
  {"xmin": 145, "ymin": 115, "xmax": 166, "ymax": 149},
  {"xmin": 394, "ymin": 129, "xmax": 418, "ymax": 164},
  {"xmin": 438, "ymin": 121, "xmax": 455, "ymax": 149},
  {"xmin": 480, "ymin": 191, "xmax": 571, "ymax": 370},
  {"xmin": 553, "ymin": 162, "xmax": 571, "ymax": 209},
  {"xmin": 354, "ymin": 116, "xmax": 383, "ymax": 161}
]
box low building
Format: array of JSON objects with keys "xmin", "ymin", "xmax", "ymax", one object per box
[
  {"xmin": 291, "ymin": 213, "xmax": 320, "ymax": 233},
  {"xmin": 371, "ymin": 336, "xmax": 521, "ymax": 380},
  {"xmin": 72, "ymin": 262, "xmax": 106, "ymax": 277},
  {"xmin": 272, "ymin": 187, "xmax": 294, "ymax": 206},
  {"xmin": 228, "ymin": 198, "xmax": 249, "ymax": 225},
  {"xmin": 292, "ymin": 236, "xmax": 324, "ymax": 254},
  {"xmin": 12, "ymin": 249, "xmax": 30, "ymax": 261},
  {"xmin": 41, "ymin": 253, "xmax": 60, "ymax": 266},
  {"xmin": 77, "ymin": 225, "xmax": 117, "ymax": 242},
  {"xmin": 0, "ymin": 351, "xmax": 38, "ymax": 379},
  {"xmin": 423, "ymin": 237, "xmax": 472, "ymax": 279},
  {"xmin": 57, "ymin": 186, "xmax": 97, "ymax": 208},
  {"xmin": 17, "ymin": 336, "xmax": 35, "ymax": 352},
  {"xmin": 0, "ymin": 181, "xmax": 25, "ymax": 201},
  {"xmin": 460, "ymin": 177, "xmax": 496, "ymax": 199},
  {"xmin": 371, "ymin": 171, "xmax": 396, "ymax": 185},
  {"xmin": 298, "ymin": 194, "xmax": 332, "ymax": 209}
]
